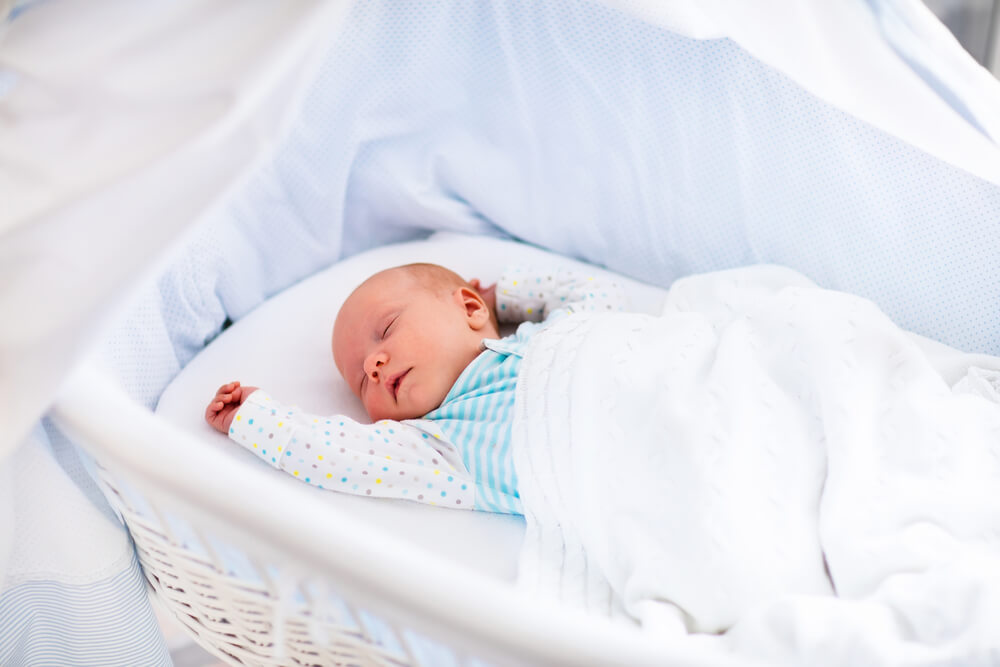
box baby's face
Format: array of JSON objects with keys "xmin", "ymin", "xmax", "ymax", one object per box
[{"xmin": 332, "ymin": 269, "xmax": 491, "ymax": 422}]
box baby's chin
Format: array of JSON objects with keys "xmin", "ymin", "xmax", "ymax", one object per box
[
  {"xmin": 366, "ymin": 400, "xmax": 435, "ymax": 423},
  {"xmin": 393, "ymin": 402, "xmax": 439, "ymax": 422},
  {"xmin": 390, "ymin": 400, "xmax": 445, "ymax": 422},
  {"xmin": 363, "ymin": 380, "xmax": 451, "ymax": 422}
]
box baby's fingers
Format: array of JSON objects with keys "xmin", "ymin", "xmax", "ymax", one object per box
[
  {"xmin": 215, "ymin": 380, "xmax": 241, "ymax": 394},
  {"xmin": 213, "ymin": 387, "xmax": 242, "ymax": 404}
]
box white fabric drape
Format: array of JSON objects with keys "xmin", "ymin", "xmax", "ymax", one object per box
[
  {"xmin": 604, "ymin": 0, "xmax": 1000, "ymax": 178},
  {"xmin": 0, "ymin": 0, "xmax": 350, "ymax": 458},
  {"xmin": 0, "ymin": 3, "xmax": 348, "ymax": 663}
]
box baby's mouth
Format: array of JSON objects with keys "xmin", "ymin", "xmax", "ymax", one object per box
[{"xmin": 389, "ymin": 369, "xmax": 410, "ymax": 401}]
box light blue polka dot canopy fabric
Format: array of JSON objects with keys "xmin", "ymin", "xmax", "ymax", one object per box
[{"xmin": 213, "ymin": 0, "xmax": 997, "ymax": 355}]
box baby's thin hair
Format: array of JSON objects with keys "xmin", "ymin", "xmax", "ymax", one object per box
[
  {"xmin": 396, "ymin": 262, "xmax": 470, "ymax": 294},
  {"xmin": 393, "ymin": 263, "xmax": 499, "ymax": 332}
]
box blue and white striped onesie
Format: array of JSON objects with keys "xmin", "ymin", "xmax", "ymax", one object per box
[
  {"xmin": 229, "ymin": 265, "xmax": 625, "ymax": 514},
  {"xmin": 421, "ymin": 320, "xmax": 540, "ymax": 514}
]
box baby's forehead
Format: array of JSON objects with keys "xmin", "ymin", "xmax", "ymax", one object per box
[
  {"xmin": 369, "ymin": 265, "xmax": 457, "ymax": 300},
  {"xmin": 354, "ymin": 269, "xmax": 424, "ymax": 303},
  {"xmin": 337, "ymin": 264, "xmax": 458, "ymax": 327},
  {"xmin": 336, "ymin": 271, "xmax": 414, "ymax": 325}
]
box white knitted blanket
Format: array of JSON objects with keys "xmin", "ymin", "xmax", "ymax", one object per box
[{"xmin": 512, "ymin": 265, "xmax": 1000, "ymax": 665}]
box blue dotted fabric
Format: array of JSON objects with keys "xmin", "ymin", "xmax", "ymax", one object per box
[
  {"xmin": 105, "ymin": 0, "xmax": 999, "ymax": 373},
  {"xmin": 239, "ymin": 0, "xmax": 997, "ymax": 354}
]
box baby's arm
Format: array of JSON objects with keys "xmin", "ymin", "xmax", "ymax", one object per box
[
  {"xmin": 494, "ymin": 265, "xmax": 628, "ymax": 323},
  {"xmin": 206, "ymin": 385, "xmax": 475, "ymax": 509}
]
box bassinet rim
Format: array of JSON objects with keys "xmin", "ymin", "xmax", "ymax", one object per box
[{"xmin": 52, "ymin": 362, "xmax": 742, "ymax": 667}]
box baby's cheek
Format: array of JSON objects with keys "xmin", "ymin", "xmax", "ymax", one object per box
[
  {"xmin": 419, "ymin": 381, "xmax": 449, "ymax": 415},
  {"xmin": 363, "ymin": 397, "xmax": 383, "ymax": 421}
]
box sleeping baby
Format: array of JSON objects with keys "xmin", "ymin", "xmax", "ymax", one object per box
[
  {"xmin": 205, "ymin": 259, "xmax": 1000, "ymax": 649},
  {"xmin": 204, "ymin": 262, "xmax": 624, "ymax": 514}
]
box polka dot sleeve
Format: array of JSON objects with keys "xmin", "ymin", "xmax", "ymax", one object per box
[
  {"xmin": 228, "ymin": 390, "xmax": 476, "ymax": 509},
  {"xmin": 495, "ymin": 265, "xmax": 628, "ymax": 323}
]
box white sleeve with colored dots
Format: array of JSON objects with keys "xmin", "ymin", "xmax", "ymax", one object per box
[
  {"xmin": 228, "ymin": 389, "xmax": 476, "ymax": 510},
  {"xmin": 495, "ymin": 265, "xmax": 628, "ymax": 323}
]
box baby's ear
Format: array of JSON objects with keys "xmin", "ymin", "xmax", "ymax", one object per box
[{"xmin": 455, "ymin": 286, "xmax": 490, "ymax": 330}]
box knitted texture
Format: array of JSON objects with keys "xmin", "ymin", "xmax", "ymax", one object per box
[{"xmin": 512, "ymin": 265, "xmax": 1000, "ymax": 664}]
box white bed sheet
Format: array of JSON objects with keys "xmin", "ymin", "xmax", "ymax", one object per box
[{"xmin": 155, "ymin": 232, "xmax": 667, "ymax": 580}]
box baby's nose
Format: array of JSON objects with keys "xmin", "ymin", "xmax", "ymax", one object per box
[{"xmin": 364, "ymin": 353, "xmax": 388, "ymax": 380}]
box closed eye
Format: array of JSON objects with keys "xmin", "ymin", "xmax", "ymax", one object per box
[{"xmin": 382, "ymin": 316, "xmax": 397, "ymax": 339}]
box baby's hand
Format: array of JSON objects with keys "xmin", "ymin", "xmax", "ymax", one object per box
[{"xmin": 205, "ymin": 381, "xmax": 258, "ymax": 434}]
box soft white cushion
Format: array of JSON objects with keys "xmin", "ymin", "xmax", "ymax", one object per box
[{"xmin": 155, "ymin": 232, "xmax": 667, "ymax": 581}]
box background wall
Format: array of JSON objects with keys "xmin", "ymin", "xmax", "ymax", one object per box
[{"xmin": 925, "ymin": 0, "xmax": 1000, "ymax": 73}]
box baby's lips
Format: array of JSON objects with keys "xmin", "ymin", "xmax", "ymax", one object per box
[{"xmin": 387, "ymin": 368, "xmax": 410, "ymax": 400}]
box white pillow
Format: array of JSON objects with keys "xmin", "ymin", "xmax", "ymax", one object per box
[{"xmin": 155, "ymin": 232, "xmax": 667, "ymax": 581}]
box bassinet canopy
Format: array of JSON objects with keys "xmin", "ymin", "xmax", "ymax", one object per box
[{"xmin": 1, "ymin": 0, "xmax": 998, "ymax": 664}]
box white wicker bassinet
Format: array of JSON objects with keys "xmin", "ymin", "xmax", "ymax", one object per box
[{"xmin": 54, "ymin": 366, "xmax": 723, "ymax": 667}]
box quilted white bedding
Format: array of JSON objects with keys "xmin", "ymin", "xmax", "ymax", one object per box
[{"xmin": 513, "ymin": 265, "xmax": 1000, "ymax": 665}]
